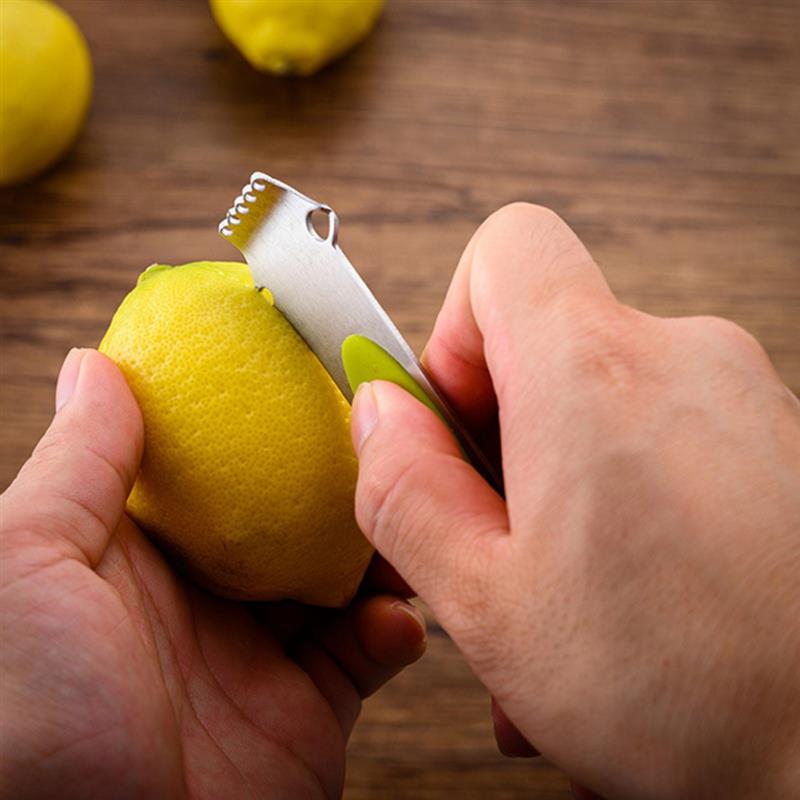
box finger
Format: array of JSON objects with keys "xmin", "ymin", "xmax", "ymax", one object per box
[
  {"xmin": 352, "ymin": 379, "xmax": 509, "ymax": 623},
  {"xmin": 356, "ymin": 596, "xmax": 426, "ymax": 675},
  {"xmin": 292, "ymin": 639, "xmax": 362, "ymax": 740},
  {"xmin": 2, "ymin": 349, "xmax": 143, "ymax": 567},
  {"xmin": 421, "ymin": 231, "xmax": 497, "ymax": 431},
  {"xmin": 293, "ymin": 595, "xmax": 426, "ymax": 739},
  {"xmin": 316, "ymin": 595, "xmax": 426, "ymax": 698},
  {"xmin": 251, "ymin": 600, "xmax": 314, "ymax": 647},
  {"xmin": 363, "ymin": 554, "xmax": 415, "ymax": 598},
  {"xmin": 423, "ymin": 203, "xmax": 613, "ymax": 429},
  {"xmin": 491, "ymin": 696, "xmax": 538, "ymax": 758},
  {"xmin": 254, "ymin": 558, "xmax": 417, "ymax": 650},
  {"xmin": 571, "ymin": 781, "xmax": 606, "ymax": 800}
]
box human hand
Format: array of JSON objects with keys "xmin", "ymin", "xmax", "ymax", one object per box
[
  {"xmin": 351, "ymin": 204, "xmax": 800, "ymax": 799},
  {"xmin": 1, "ymin": 349, "xmax": 425, "ymax": 800}
]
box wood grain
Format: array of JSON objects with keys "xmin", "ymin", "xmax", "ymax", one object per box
[{"xmin": 1, "ymin": 1, "xmax": 798, "ymax": 797}]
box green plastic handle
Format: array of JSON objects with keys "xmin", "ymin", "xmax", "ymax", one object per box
[
  {"xmin": 341, "ymin": 334, "xmax": 446, "ymax": 425},
  {"xmin": 342, "ymin": 334, "xmax": 501, "ymax": 486}
]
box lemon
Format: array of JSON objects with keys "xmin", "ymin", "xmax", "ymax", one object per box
[
  {"xmin": 99, "ymin": 261, "xmax": 373, "ymax": 607},
  {"xmin": 0, "ymin": 0, "xmax": 92, "ymax": 186},
  {"xmin": 209, "ymin": 0, "xmax": 383, "ymax": 76}
]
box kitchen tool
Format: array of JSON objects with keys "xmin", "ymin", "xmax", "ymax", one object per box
[{"xmin": 219, "ymin": 172, "xmax": 500, "ymax": 490}]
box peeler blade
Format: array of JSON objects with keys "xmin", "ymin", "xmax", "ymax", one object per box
[
  {"xmin": 219, "ymin": 172, "xmax": 418, "ymax": 403},
  {"xmin": 219, "ymin": 172, "xmax": 502, "ymax": 490}
]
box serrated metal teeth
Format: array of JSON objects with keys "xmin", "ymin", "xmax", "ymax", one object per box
[{"xmin": 220, "ymin": 174, "xmax": 268, "ymax": 237}]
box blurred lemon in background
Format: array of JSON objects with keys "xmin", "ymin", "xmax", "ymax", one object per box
[
  {"xmin": 210, "ymin": 0, "xmax": 383, "ymax": 76},
  {"xmin": 99, "ymin": 261, "xmax": 373, "ymax": 608},
  {"xmin": 0, "ymin": 0, "xmax": 92, "ymax": 185}
]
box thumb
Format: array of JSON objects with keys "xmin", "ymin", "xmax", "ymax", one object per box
[
  {"xmin": 2, "ymin": 349, "xmax": 143, "ymax": 566},
  {"xmin": 352, "ymin": 380, "xmax": 508, "ymax": 619}
]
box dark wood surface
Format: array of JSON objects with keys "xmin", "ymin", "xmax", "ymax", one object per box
[{"xmin": 2, "ymin": 1, "xmax": 799, "ymax": 797}]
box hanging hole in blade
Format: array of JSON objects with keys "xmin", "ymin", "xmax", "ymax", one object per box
[{"xmin": 306, "ymin": 206, "xmax": 338, "ymax": 245}]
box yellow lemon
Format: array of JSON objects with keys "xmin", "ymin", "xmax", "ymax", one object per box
[
  {"xmin": 209, "ymin": 0, "xmax": 383, "ymax": 76},
  {"xmin": 0, "ymin": 0, "xmax": 92, "ymax": 185},
  {"xmin": 99, "ymin": 261, "xmax": 372, "ymax": 607}
]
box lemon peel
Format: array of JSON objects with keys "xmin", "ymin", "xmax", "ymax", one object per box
[{"xmin": 99, "ymin": 261, "xmax": 372, "ymax": 607}]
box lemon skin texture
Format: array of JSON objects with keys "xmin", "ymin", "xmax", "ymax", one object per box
[
  {"xmin": 0, "ymin": 0, "xmax": 93, "ymax": 185},
  {"xmin": 209, "ymin": 0, "xmax": 383, "ymax": 76},
  {"xmin": 99, "ymin": 261, "xmax": 373, "ymax": 608}
]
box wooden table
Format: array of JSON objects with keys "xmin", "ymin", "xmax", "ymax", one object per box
[{"xmin": 2, "ymin": 1, "xmax": 798, "ymax": 796}]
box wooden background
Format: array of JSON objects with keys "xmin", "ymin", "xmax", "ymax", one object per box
[{"xmin": 2, "ymin": 1, "xmax": 799, "ymax": 797}]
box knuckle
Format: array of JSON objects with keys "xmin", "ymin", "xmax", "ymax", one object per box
[
  {"xmin": 10, "ymin": 433, "xmax": 124, "ymax": 562},
  {"xmin": 684, "ymin": 316, "xmax": 770, "ymax": 370},
  {"xmin": 556, "ymin": 303, "xmax": 649, "ymax": 393},
  {"xmin": 28, "ymin": 426, "xmax": 70, "ymax": 471},
  {"xmin": 692, "ymin": 316, "xmax": 767, "ymax": 360},
  {"xmin": 480, "ymin": 203, "xmax": 569, "ymax": 255},
  {"xmin": 36, "ymin": 436, "xmax": 130, "ymax": 514},
  {"xmin": 355, "ymin": 452, "xmax": 421, "ymax": 562},
  {"xmin": 439, "ymin": 566, "xmax": 499, "ymax": 643},
  {"xmin": 3, "ymin": 503, "xmax": 98, "ymax": 562},
  {"xmin": 436, "ymin": 547, "xmax": 521, "ymax": 676},
  {"xmin": 473, "ymin": 202, "xmax": 587, "ymax": 301},
  {"xmin": 488, "ymin": 201, "xmax": 564, "ymax": 231},
  {"xmin": 357, "ymin": 457, "xmax": 456, "ymax": 594}
]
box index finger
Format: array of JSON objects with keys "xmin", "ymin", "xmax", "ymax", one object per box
[{"xmin": 423, "ymin": 203, "xmax": 614, "ymax": 430}]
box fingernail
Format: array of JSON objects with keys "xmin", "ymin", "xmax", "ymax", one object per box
[
  {"xmin": 351, "ymin": 382, "xmax": 378, "ymax": 454},
  {"xmin": 55, "ymin": 348, "xmax": 88, "ymax": 412},
  {"xmin": 392, "ymin": 600, "xmax": 427, "ymax": 640}
]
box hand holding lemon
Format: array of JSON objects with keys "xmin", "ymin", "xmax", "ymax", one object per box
[{"xmin": 1, "ymin": 345, "xmax": 425, "ymax": 800}]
